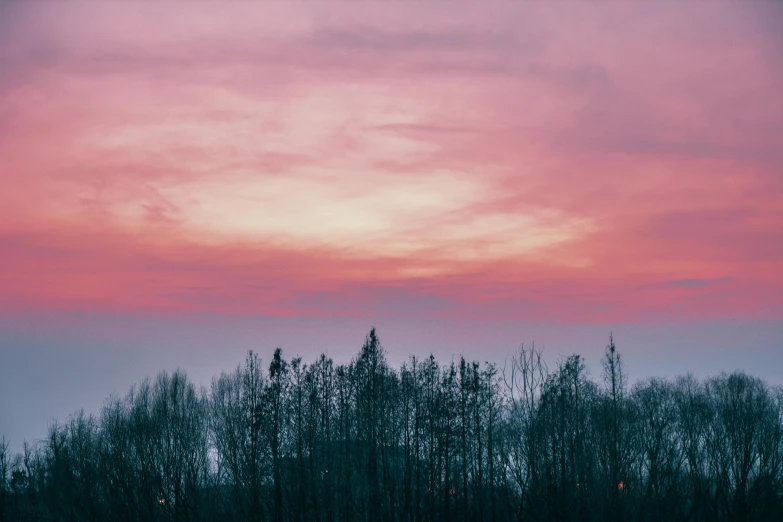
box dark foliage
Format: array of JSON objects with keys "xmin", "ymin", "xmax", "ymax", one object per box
[{"xmin": 2, "ymin": 328, "xmax": 782, "ymax": 521}]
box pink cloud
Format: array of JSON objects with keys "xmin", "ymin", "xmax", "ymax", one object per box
[{"xmin": 0, "ymin": 2, "xmax": 780, "ymax": 322}]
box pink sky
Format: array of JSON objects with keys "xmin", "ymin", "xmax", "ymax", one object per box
[
  {"xmin": 1, "ymin": 1, "xmax": 783, "ymax": 451},
  {"xmin": 0, "ymin": 1, "xmax": 781, "ymax": 323}
]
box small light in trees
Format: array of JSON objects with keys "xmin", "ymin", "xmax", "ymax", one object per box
[{"xmin": 618, "ymin": 481, "xmax": 625, "ymax": 491}]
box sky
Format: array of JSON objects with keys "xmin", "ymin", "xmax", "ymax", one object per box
[{"xmin": 1, "ymin": 1, "xmax": 782, "ymax": 451}]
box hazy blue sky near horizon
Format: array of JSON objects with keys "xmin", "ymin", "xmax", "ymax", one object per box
[
  {"xmin": 1, "ymin": 1, "xmax": 782, "ymax": 451},
  {"xmin": 2, "ymin": 314, "xmax": 782, "ymax": 453}
]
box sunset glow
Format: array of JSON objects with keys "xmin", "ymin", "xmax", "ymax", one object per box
[
  {"xmin": 1, "ymin": 2, "xmax": 781, "ymax": 323},
  {"xmin": 1, "ymin": 1, "xmax": 783, "ymax": 468}
]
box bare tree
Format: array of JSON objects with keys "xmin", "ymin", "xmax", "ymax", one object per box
[
  {"xmin": 503, "ymin": 343, "xmax": 548, "ymax": 519},
  {"xmin": 2, "ymin": 329, "xmax": 782, "ymax": 522}
]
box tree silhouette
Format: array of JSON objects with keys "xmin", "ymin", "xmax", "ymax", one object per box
[{"xmin": 2, "ymin": 331, "xmax": 782, "ymax": 521}]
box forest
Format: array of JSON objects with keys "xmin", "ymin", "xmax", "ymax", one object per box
[{"xmin": 1, "ymin": 328, "xmax": 782, "ymax": 522}]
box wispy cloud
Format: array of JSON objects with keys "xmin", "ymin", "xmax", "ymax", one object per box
[
  {"xmin": 0, "ymin": 2, "xmax": 780, "ymax": 321},
  {"xmin": 666, "ymin": 278, "xmax": 734, "ymax": 288}
]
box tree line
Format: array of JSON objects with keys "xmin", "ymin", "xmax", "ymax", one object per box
[{"xmin": 1, "ymin": 328, "xmax": 782, "ymax": 521}]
